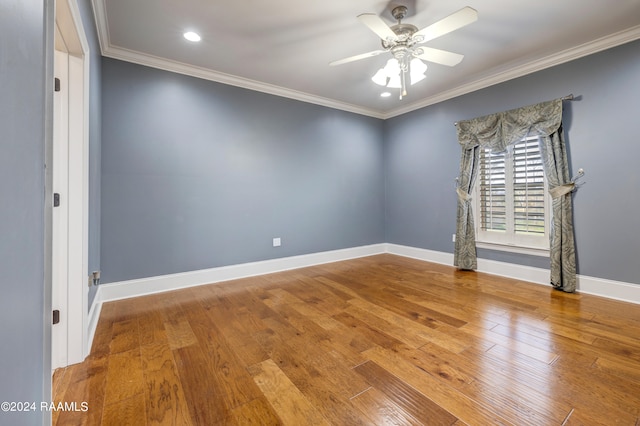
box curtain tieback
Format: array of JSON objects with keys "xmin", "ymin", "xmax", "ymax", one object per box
[
  {"xmin": 456, "ymin": 188, "xmax": 471, "ymax": 201},
  {"xmin": 549, "ymin": 183, "xmax": 575, "ymax": 199}
]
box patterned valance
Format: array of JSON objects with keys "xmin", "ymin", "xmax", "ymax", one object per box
[{"xmin": 456, "ymin": 99, "xmax": 563, "ymax": 152}]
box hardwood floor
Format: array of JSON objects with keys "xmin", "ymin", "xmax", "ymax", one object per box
[{"xmin": 52, "ymin": 254, "xmax": 640, "ymax": 425}]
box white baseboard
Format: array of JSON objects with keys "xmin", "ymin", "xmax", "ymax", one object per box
[
  {"xmin": 85, "ymin": 242, "xmax": 640, "ymax": 353},
  {"xmin": 98, "ymin": 244, "xmax": 387, "ymax": 303},
  {"xmin": 385, "ymin": 243, "xmax": 640, "ymax": 305},
  {"xmin": 475, "ymin": 257, "xmax": 550, "ymax": 285},
  {"xmin": 577, "ymin": 274, "xmax": 640, "ymax": 304},
  {"xmin": 95, "ymin": 242, "xmax": 640, "ymax": 307},
  {"xmin": 86, "ymin": 293, "xmax": 102, "ymax": 356},
  {"xmin": 384, "ymin": 243, "xmax": 454, "ymax": 266}
]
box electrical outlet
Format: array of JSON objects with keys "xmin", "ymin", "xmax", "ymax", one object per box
[
  {"xmin": 452, "ymin": 234, "xmax": 456, "ymax": 242},
  {"xmin": 273, "ymin": 237, "xmax": 281, "ymax": 247}
]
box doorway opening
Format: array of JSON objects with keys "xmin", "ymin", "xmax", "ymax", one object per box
[{"xmin": 52, "ymin": 0, "xmax": 89, "ymax": 370}]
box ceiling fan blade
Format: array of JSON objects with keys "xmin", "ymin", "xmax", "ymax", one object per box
[
  {"xmin": 357, "ymin": 13, "xmax": 398, "ymax": 42},
  {"xmin": 413, "ymin": 6, "xmax": 478, "ymax": 44},
  {"xmin": 414, "ymin": 47, "xmax": 464, "ymax": 66},
  {"xmin": 329, "ymin": 50, "xmax": 386, "ymax": 66}
]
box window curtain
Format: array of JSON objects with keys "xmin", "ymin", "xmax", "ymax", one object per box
[{"xmin": 454, "ymin": 98, "xmax": 577, "ymax": 292}]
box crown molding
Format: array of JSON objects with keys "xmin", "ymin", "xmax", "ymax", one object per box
[
  {"xmin": 91, "ymin": 0, "xmax": 640, "ymax": 120},
  {"xmin": 383, "ymin": 24, "xmax": 640, "ymax": 119},
  {"xmin": 90, "ymin": 0, "xmax": 109, "ymax": 56},
  {"xmin": 102, "ymin": 45, "xmax": 386, "ymax": 119},
  {"xmin": 90, "ymin": 0, "xmax": 383, "ymax": 118}
]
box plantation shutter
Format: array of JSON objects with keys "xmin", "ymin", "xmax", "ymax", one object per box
[
  {"xmin": 478, "ymin": 137, "xmax": 546, "ymax": 237},
  {"xmin": 512, "ymin": 138, "xmax": 545, "ymax": 235},
  {"xmin": 478, "ymin": 148, "xmax": 506, "ymax": 232}
]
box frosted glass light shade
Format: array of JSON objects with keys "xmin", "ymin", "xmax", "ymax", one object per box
[
  {"xmin": 371, "ymin": 69, "xmax": 388, "ymax": 86},
  {"xmin": 410, "ymin": 58, "xmax": 427, "ymax": 85},
  {"xmin": 387, "ymin": 74, "xmax": 402, "ymax": 89}
]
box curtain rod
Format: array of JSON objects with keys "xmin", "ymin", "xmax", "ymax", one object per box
[{"xmin": 454, "ymin": 94, "xmax": 575, "ymax": 126}]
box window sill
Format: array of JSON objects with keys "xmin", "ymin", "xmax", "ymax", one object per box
[{"xmin": 476, "ymin": 241, "xmax": 550, "ymax": 257}]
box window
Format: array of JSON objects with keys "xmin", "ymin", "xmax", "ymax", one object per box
[{"xmin": 474, "ymin": 136, "xmax": 549, "ymax": 255}]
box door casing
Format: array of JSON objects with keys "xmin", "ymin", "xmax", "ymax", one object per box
[{"xmin": 52, "ymin": 0, "xmax": 90, "ymax": 370}]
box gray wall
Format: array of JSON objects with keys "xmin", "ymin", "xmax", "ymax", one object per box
[
  {"xmin": 77, "ymin": 0, "xmax": 102, "ymax": 308},
  {"xmin": 101, "ymin": 39, "xmax": 640, "ymax": 287},
  {"xmin": 0, "ymin": 0, "xmax": 52, "ymax": 424},
  {"xmin": 101, "ymin": 59, "xmax": 385, "ymax": 283},
  {"xmin": 385, "ymin": 39, "xmax": 640, "ymax": 285}
]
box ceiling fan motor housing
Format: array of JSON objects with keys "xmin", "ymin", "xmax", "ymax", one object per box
[
  {"xmin": 382, "ymin": 6, "xmax": 419, "ymax": 49},
  {"xmin": 382, "ymin": 23, "xmax": 420, "ymax": 68},
  {"xmin": 382, "ymin": 23, "xmax": 419, "ymax": 48}
]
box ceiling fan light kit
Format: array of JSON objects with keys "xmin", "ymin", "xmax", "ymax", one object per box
[
  {"xmin": 331, "ymin": 5, "xmax": 478, "ymax": 100},
  {"xmin": 371, "ymin": 57, "xmax": 428, "ymax": 97}
]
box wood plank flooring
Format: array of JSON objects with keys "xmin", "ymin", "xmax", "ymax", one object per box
[{"xmin": 52, "ymin": 254, "xmax": 640, "ymax": 425}]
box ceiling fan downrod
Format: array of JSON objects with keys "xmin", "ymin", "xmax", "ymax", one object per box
[{"xmin": 389, "ymin": 7, "xmax": 415, "ymax": 100}]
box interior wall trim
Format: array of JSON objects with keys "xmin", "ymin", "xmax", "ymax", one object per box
[
  {"xmin": 385, "ymin": 25, "xmax": 640, "ymax": 118},
  {"xmin": 94, "ymin": 242, "xmax": 640, "ymax": 305},
  {"xmin": 86, "ymin": 295, "xmax": 102, "ymax": 356},
  {"xmin": 87, "ymin": 243, "xmax": 640, "ymax": 353},
  {"xmin": 90, "ymin": 0, "xmax": 640, "ymax": 119},
  {"xmin": 386, "ymin": 243, "xmax": 640, "ymax": 305},
  {"xmin": 96, "ymin": 244, "xmax": 387, "ymax": 303}
]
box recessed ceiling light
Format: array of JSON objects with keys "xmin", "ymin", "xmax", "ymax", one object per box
[
  {"xmin": 380, "ymin": 92, "xmax": 391, "ymax": 98},
  {"xmin": 183, "ymin": 31, "xmax": 201, "ymax": 42}
]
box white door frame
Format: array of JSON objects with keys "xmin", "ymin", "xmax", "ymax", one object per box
[
  {"xmin": 53, "ymin": 47, "xmax": 70, "ymax": 369},
  {"xmin": 52, "ymin": 0, "xmax": 90, "ymax": 369}
]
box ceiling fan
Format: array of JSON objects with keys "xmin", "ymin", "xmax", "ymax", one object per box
[{"xmin": 330, "ymin": 5, "xmax": 478, "ymax": 99}]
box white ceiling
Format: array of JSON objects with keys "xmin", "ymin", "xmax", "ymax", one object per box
[{"xmin": 92, "ymin": 0, "xmax": 640, "ymax": 118}]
